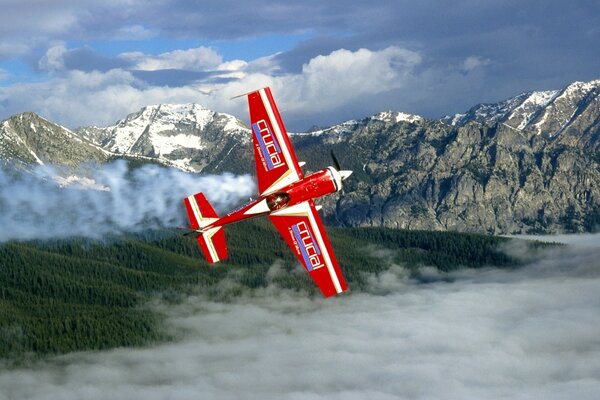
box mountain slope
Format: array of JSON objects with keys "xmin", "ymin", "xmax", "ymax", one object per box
[
  {"xmin": 1, "ymin": 79, "xmax": 599, "ymax": 234},
  {"xmin": 0, "ymin": 112, "xmax": 109, "ymax": 170},
  {"xmin": 77, "ymin": 104, "xmax": 249, "ymax": 171},
  {"xmin": 0, "ymin": 220, "xmax": 522, "ymax": 359},
  {"xmin": 443, "ymin": 80, "xmax": 600, "ymax": 142},
  {"xmin": 201, "ymin": 107, "xmax": 600, "ymax": 234}
]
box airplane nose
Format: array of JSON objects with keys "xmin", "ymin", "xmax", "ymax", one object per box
[{"xmin": 339, "ymin": 170, "xmax": 353, "ymax": 180}]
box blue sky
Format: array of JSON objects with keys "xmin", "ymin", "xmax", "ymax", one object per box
[{"xmin": 0, "ymin": 0, "xmax": 599, "ymax": 130}]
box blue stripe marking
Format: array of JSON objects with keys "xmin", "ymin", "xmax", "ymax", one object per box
[
  {"xmin": 292, "ymin": 223, "xmax": 322, "ymax": 271},
  {"xmin": 292, "ymin": 225, "xmax": 312, "ymax": 271},
  {"xmin": 252, "ymin": 123, "xmax": 274, "ymax": 170},
  {"xmin": 305, "ymin": 227, "xmax": 321, "ymax": 255}
]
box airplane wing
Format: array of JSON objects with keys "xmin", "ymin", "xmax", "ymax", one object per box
[
  {"xmin": 248, "ymin": 87, "xmax": 304, "ymax": 195},
  {"xmin": 269, "ymin": 200, "xmax": 347, "ymax": 297}
]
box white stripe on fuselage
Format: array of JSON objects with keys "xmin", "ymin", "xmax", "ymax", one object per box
[{"xmin": 244, "ymin": 198, "xmax": 271, "ymax": 215}]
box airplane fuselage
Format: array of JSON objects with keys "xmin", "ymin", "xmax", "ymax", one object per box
[
  {"xmin": 201, "ymin": 166, "xmax": 342, "ymax": 231},
  {"xmin": 184, "ymin": 86, "xmax": 351, "ymax": 297}
]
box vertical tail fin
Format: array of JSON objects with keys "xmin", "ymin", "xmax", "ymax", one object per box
[{"xmin": 183, "ymin": 192, "xmax": 228, "ymax": 263}]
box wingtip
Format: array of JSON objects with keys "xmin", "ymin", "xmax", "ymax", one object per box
[{"xmin": 230, "ymin": 86, "xmax": 270, "ymax": 100}]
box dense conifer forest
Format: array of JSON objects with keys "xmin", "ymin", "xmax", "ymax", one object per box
[{"xmin": 0, "ymin": 219, "xmax": 534, "ymax": 361}]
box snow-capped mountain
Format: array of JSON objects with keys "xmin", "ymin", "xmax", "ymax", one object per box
[
  {"xmin": 78, "ymin": 105, "xmax": 427, "ymax": 170},
  {"xmin": 77, "ymin": 103, "xmax": 249, "ymax": 171},
  {"xmin": 294, "ymin": 111, "xmax": 424, "ymax": 141},
  {"xmin": 2, "ymin": 78, "xmax": 600, "ymax": 234},
  {"xmin": 371, "ymin": 111, "xmax": 424, "ymax": 124},
  {"xmin": 443, "ymin": 79, "xmax": 600, "ymax": 140}
]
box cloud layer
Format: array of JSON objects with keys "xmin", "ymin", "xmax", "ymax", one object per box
[
  {"xmin": 0, "ymin": 161, "xmax": 255, "ymax": 241},
  {"xmin": 1, "ymin": 242, "xmax": 599, "ymax": 399},
  {"xmin": 1, "ymin": 1, "xmax": 599, "ymax": 130},
  {"xmin": 0, "ymin": 46, "xmax": 421, "ymax": 129}
]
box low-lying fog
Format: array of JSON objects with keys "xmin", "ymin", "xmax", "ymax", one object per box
[
  {"xmin": 1, "ymin": 238, "xmax": 599, "ymax": 400},
  {"xmin": 0, "ymin": 161, "xmax": 254, "ymax": 241}
]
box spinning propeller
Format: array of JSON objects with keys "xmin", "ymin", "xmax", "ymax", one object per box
[{"xmin": 330, "ymin": 150, "xmax": 353, "ymax": 182}]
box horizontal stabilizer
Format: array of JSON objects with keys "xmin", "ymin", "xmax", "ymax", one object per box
[
  {"xmin": 184, "ymin": 192, "xmax": 228, "ymax": 263},
  {"xmin": 184, "ymin": 192, "xmax": 219, "ymax": 229},
  {"xmin": 196, "ymin": 227, "xmax": 228, "ymax": 263}
]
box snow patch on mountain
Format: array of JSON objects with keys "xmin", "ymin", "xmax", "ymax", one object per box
[
  {"xmin": 150, "ymin": 134, "xmax": 205, "ymax": 155},
  {"xmin": 508, "ymin": 90, "xmax": 559, "ymax": 130},
  {"xmin": 94, "ymin": 103, "xmax": 246, "ymax": 155},
  {"xmin": 372, "ymin": 111, "xmax": 424, "ymax": 124},
  {"xmin": 294, "ymin": 120, "xmax": 359, "ymax": 137},
  {"xmin": 28, "ymin": 149, "xmax": 44, "ymax": 165},
  {"xmin": 75, "ymin": 103, "xmax": 249, "ymax": 172},
  {"xmin": 443, "ymin": 79, "xmax": 600, "ymax": 137},
  {"xmin": 295, "ymin": 111, "xmax": 424, "ymax": 141}
]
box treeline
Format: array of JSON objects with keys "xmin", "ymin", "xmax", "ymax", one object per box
[{"xmin": 0, "ymin": 219, "xmax": 535, "ymax": 360}]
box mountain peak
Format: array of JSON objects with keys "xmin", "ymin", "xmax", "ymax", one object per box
[
  {"xmin": 371, "ymin": 111, "xmax": 424, "ymax": 124},
  {"xmin": 0, "ymin": 112, "xmax": 108, "ymax": 169},
  {"xmin": 77, "ymin": 103, "xmax": 249, "ymax": 171},
  {"xmin": 116, "ymin": 103, "xmax": 239, "ymax": 132},
  {"xmin": 2, "ymin": 78, "xmax": 600, "ymax": 234},
  {"xmin": 443, "ymin": 78, "xmax": 600, "ymax": 137}
]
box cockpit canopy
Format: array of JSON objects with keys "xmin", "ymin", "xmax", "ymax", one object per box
[{"xmin": 266, "ymin": 192, "xmax": 291, "ymax": 211}]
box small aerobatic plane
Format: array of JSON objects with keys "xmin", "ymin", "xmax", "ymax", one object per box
[{"xmin": 184, "ymin": 87, "xmax": 352, "ymax": 297}]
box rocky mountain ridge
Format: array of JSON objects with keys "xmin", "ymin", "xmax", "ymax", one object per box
[
  {"xmin": 77, "ymin": 103, "xmax": 249, "ymax": 171},
  {"xmin": 443, "ymin": 79, "xmax": 600, "ymax": 139},
  {"xmin": 0, "ymin": 112, "xmax": 109, "ymax": 171},
  {"xmin": 1, "ymin": 78, "xmax": 599, "ymax": 234}
]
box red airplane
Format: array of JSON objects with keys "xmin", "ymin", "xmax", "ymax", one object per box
[{"xmin": 183, "ymin": 87, "xmax": 352, "ymax": 297}]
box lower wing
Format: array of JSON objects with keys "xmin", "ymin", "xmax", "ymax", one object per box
[{"xmin": 269, "ymin": 200, "xmax": 347, "ymax": 297}]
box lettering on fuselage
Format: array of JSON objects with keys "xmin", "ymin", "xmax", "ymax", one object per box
[
  {"xmin": 291, "ymin": 221, "xmax": 324, "ymax": 271},
  {"xmin": 252, "ymin": 119, "xmax": 284, "ymax": 170}
]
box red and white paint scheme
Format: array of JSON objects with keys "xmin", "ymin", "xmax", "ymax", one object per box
[{"xmin": 184, "ymin": 87, "xmax": 352, "ymax": 297}]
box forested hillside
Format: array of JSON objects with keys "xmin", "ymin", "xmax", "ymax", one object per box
[{"xmin": 0, "ymin": 219, "xmax": 529, "ymax": 361}]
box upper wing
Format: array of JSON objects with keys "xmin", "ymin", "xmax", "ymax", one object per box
[
  {"xmin": 248, "ymin": 87, "xmax": 303, "ymax": 195},
  {"xmin": 269, "ymin": 200, "xmax": 347, "ymax": 297}
]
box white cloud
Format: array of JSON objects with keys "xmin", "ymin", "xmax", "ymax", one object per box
[
  {"xmin": 1, "ymin": 46, "xmax": 423, "ymax": 129},
  {"xmin": 113, "ymin": 24, "xmax": 156, "ymax": 40},
  {"xmin": 462, "ymin": 55, "xmax": 491, "ymax": 72},
  {"xmin": 38, "ymin": 43, "xmax": 68, "ymax": 72},
  {"xmin": 510, "ymin": 233, "xmax": 600, "ymax": 249},
  {"xmin": 289, "ymin": 46, "xmax": 421, "ymax": 111},
  {"xmin": 216, "ymin": 59, "xmax": 248, "ymax": 72},
  {"xmin": 179, "ymin": 46, "xmax": 422, "ymax": 120},
  {"xmin": 121, "ymin": 46, "xmax": 223, "ymax": 71},
  {"xmin": 0, "ymin": 68, "xmax": 203, "ymax": 127},
  {"xmin": 0, "ymin": 42, "xmax": 30, "ymax": 58},
  {"xmin": 0, "ymin": 161, "xmax": 255, "ymax": 241},
  {"xmin": 1, "ymin": 242, "xmax": 599, "ymax": 399}
]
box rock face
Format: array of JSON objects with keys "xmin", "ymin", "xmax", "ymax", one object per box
[
  {"xmin": 0, "ymin": 112, "xmax": 109, "ymax": 171},
  {"xmin": 1, "ymin": 79, "xmax": 599, "ymax": 233},
  {"xmin": 443, "ymin": 79, "xmax": 600, "ymax": 141},
  {"xmin": 293, "ymin": 117, "xmax": 600, "ymax": 234},
  {"xmin": 76, "ymin": 104, "xmax": 249, "ymax": 172},
  {"xmin": 204, "ymin": 79, "xmax": 600, "ymax": 234}
]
